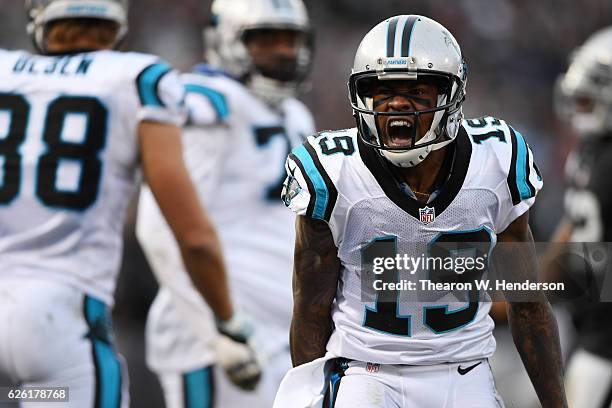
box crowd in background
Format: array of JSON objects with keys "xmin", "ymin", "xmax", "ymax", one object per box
[
  {"xmin": 1, "ymin": 1, "xmax": 611, "ymax": 406},
  {"xmin": 4, "ymin": 0, "xmax": 611, "ymax": 234}
]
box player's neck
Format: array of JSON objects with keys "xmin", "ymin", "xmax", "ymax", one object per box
[{"xmin": 396, "ymin": 146, "xmax": 449, "ymax": 199}]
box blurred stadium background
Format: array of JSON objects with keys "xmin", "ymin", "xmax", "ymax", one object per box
[{"xmin": 1, "ymin": 0, "xmax": 611, "ymax": 406}]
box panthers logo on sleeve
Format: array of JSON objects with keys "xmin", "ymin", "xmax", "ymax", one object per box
[
  {"xmin": 281, "ymin": 130, "xmax": 355, "ymax": 223},
  {"xmin": 281, "ymin": 165, "xmax": 302, "ymax": 207}
]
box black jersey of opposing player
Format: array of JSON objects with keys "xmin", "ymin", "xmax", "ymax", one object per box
[{"xmin": 564, "ymin": 135, "xmax": 612, "ymax": 359}]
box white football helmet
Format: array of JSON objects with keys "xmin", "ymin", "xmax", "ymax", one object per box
[
  {"xmin": 349, "ymin": 15, "xmax": 467, "ymax": 167},
  {"xmin": 25, "ymin": 0, "xmax": 128, "ymax": 53},
  {"xmin": 204, "ymin": 0, "xmax": 312, "ymax": 105},
  {"xmin": 556, "ymin": 26, "xmax": 612, "ymax": 138}
]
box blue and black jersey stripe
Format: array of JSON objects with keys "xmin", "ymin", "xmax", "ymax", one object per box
[
  {"xmin": 84, "ymin": 296, "xmax": 122, "ymax": 408},
  {"xmin": 290, "ymin": 142, "xmax": 338, "ymax": 222},
  {"xmin": 184, "ymin": 83, "xmax": 229, "ymax": 121},
  {"xmin": 327, "ymin": 372, "xmax": 342, "ymax": 408},
  {"xmin": 136, "ymin": 62, "xmax": 172, "ymax": 107},
  {"xmin": 386, "ymin": 15, "xmax": 420, "ymax": 57},
  {"xmin": 182, "ymin": 366, "xmax": 214, "ymax": 408},
  {"xmin": 288, "ymin": 151, "xmax": 316, "ymax": 217},
  {"xmin": 507, "ymin": 127, "xmax": 536, "ymax": 205},
  {"xmin": 325, "ymin": 358, "xmax": 348, "ymax": 408}
]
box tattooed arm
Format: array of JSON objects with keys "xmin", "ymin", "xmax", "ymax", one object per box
[
  {"xmin": 290, "ymin": 215, "xmax": 341, "ymax": 367},
  {"xmin": 496, "ymin": 212, "xmax": 568, "ymax": 408}
]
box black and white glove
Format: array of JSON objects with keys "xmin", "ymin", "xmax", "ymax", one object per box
[
  {"xmin": 216, "ymin": 312, "xmax": 254, "ymax": 343},
  {"xmin": 215, "ymin": 313, "xmax": 262, "ymax": 391}
]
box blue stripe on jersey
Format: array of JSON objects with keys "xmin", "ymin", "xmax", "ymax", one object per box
[
  {"xmin": 513, "ymin": 129, "xmax": 535, "ymax": 200},
  {"xmin": 185, "ymin": 83, "xmax": 229, "ymax": 120},
  {"xmin": 292, "ymin": 144, "xmax": 329, "ymax": 220},
  {"xmin": 137, "ymin": 63, "xmax": 172, "ymax": 107},
  {"xmin": 183, "ymin": 367, "xmax": 212, "ymax": 408},
  {"xmin": 85, "ymin": 296, "xmax": 122, "ymax": 408}
]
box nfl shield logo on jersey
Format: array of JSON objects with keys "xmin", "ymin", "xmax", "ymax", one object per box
[
  {"xmin": 419, "ymin": 206, "xmax": 436, "ymax": 224},
  {"xmin": 366, "ymin": 362, "xmax": 380, "ymax": 373}
]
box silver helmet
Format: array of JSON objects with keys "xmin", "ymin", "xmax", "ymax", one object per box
[
  {"xmin": 204, "ymin": 0, "xmax": 312, "ymax": 105},
  {"xmin": 556, "ymin": 26, "xmax": 612, "ymax": 138},
  {"xmin": 25, "ymin": 0, "xmax": 128, "ymax": 53},
  {"xmin": 348, "ymin": 15, "xmax": 467, "ymax": 167}
]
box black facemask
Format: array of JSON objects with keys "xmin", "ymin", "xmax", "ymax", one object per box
[{"xmin": 254, "ymin": 56, "xmax": 299, "ymax": 82}]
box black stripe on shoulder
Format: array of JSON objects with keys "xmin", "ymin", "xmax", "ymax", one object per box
[
  {"xmin": 533, "ymin": 161, "xmax": 543, "ymax": 181},
  {"xmin": 304, "ymin": 142, "xmax": 338, "ymax": 222},
  {"xmin": 525, "ymin": 145, "xmax": 536, "ymax": 198},
  {"xmin": 401, "ymin": 16, "xmax": 419, "ymax": 57},
  {"xmin": 289, "ymin": 152, "xmax": 316, "ymax": 219},
  {"xmin": 386, "ymin": 17, "xmax": 400, "ymax": 57},
  {"xmin": 135, "ymin": 63, "xmax": 171, "ymax": 107},
  {"xmin": 507, "ymin": 127, "xmax": 521, "ymax": 205}
]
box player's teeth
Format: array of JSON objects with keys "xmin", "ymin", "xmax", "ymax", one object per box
[{"xmin": 389, "ymin": 120, "xmax": 410, "ymax": 127}]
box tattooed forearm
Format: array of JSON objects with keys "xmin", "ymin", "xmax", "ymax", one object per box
[
  {"xmin": 290, "ymin": 216, "xmax": 341, "ymax": 367},
  {"xmin": 497, "ymin": 212, "xmax": 568, "ymax": 408},
  {"xmin": 290, "ymin": 310, "xmax": 334, "ymax": 367},
  {"xmin": 508, "ymin": 302, "xmax": 567, "ymax": 408}
]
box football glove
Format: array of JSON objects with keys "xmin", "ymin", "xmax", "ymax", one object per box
[
  {"xmin": 216, "ymin": 311, "xmax": 254, "ymax": 343},
  {"xmin": 215, "ymin": 312, "xmax": 261, "ymax": 391},
  {"xmin": 215, "ymin": 334, "xmax": 262, "ymax": 391}
]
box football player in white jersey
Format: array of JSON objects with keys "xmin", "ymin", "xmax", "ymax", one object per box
[
  {"xmin": 275, "ymin": 15, "xmax": 567, "ymax": 408},
  {"xmin": 0, "ymin": 1, "xmax": 252, "ymax": 407},
  {"xmin": 136, "ymin": 0, "xmax": 315, "ymax": 407}
]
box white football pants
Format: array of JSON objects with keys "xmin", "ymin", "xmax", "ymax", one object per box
[
  {"xmin": 0, "ymin": 279, "xmax": 128, "ymax": 408},
  {"xmin": 328, "ymin": 358, "xmax": 504, "ymax": 408},
  {"xmin": 156, "ymin": 346, "xmax": 291, "ymax": 408}
]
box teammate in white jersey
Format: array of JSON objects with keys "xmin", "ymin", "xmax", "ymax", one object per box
[
  {"xmin": 275, "ymin": 15, "xmax": 568, "ymax": 408},
  {"xmin": 0, "ymin": 1, "xmax": 253, "ymax": 407},
  {"xmin": 136, "ymin": 0, "xmax": 315, "ymax": 407}
]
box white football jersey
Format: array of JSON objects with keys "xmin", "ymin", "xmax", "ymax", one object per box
[
  {"xmin": 0, "ymin": 49, "xmax": 186, "ymax": 306},
  {"xmin": 138, "ymin": 67, "xmax": 315, "ymax": 371},
  {"xmin": 283, "ymin": 117, "xmax": 542, "ymax": 365}
]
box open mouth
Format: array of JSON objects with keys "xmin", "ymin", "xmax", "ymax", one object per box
[{"xmin": 385, "ymin": 117, "xmax": 416, "ymax": 148}]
